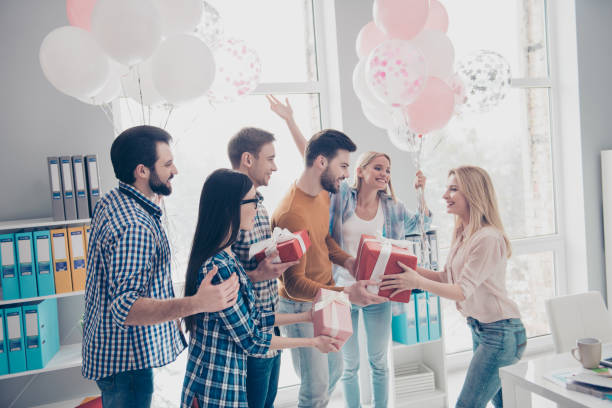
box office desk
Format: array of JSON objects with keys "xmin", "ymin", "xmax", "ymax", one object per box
[{"xmin": 500, "ymin": 348, "xmax": 612, "ymax": 408}]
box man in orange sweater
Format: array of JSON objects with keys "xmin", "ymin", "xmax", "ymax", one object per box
[{"xmin": 273, "ymin": 129, "xmax": 386, "ymax": 408}]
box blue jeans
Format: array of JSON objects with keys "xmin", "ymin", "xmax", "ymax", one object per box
[
  {"xmin": 278, "ymin": 297, "xmax": 343, "ymax": 408},
  {"xmin": 246, "ymin": 353, "xmax": 281, "ymax": 408},
  {"xmin": 96, "ymin": 368, "xmax": 154, "ymax": 408},
  {"xmin": 456, "ymin": 318, "xmax": 527, "ymax": 408},
  {"xmin": 341, "ymin": 302, "xmax": 391, "ymax": 408}
]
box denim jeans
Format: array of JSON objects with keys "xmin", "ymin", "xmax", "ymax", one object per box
[
  {"xmin": 246, "ymin": 353, "xmax": 281, "ymax": 408},
  {"xmin": 456, "ymin": 317, "xmax": 527, "ymax": 408},
  {"xmin": 96, "ymin": 368, "xmax": 154, "ymax": 408},
  {"xmin": 341, "ymin": 302, "xmax": 391, "ymax": 408},
  {"xmin": 278, "ymin": 297, "xmax": 343, "ymax": 408}
]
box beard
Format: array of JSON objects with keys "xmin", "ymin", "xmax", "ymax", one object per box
[
  {"xmin": 321, "ymin": 167, "xmax": 339, "ymax": 194},
  {"xmin": 149, "ymin": 169, "xmax": 172, "ymax": 196}
]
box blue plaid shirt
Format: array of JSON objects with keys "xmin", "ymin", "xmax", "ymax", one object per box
[
  {"xmin": 329, "ymin": 181, "xmax": 432, "ymax": 282},
  {"xmin": 181, "ymin": 250, "xmax": 275, "ymax": 408},
  {"xmin": 82, "ymin": 182, "xmax": 186, "ymax": 380},
  {"xmin": 231, "ymin": 191, "xmax": 278, "ymax": 358}
]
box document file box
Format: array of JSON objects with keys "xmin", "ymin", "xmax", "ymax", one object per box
[
  {"xmin": 60, "ymin": 156, "xmax": 78, "ymax": 220},
  {"xmin": 0, "ymin": 309, "xmax": 8, "ymax": 375},
  {"xmin": 50, "ymin": 229, "xmax": 73, "ymax": 293},
  {"xmin": 15, "ymin": 232, "xmax": 38, "ymax": 299},
  {"xmin": 85, "ymin": 155, "xmax": 101, "ymax": 217},
  {"xmin": 415, "ymin": 292, "xmax": 429, "ymax": 342},
  {"xmin": 72, "ymin": 155, "xmax": 90, "ymax": 220},
  {"xmin": 83, "ymin": 225, "xmax": 91, "ymax": 254},
  {"xmin": 67, "ymin": 227, "xmax": 87, "ymax": 291},
  {"xmin": 47, "ymin": 157, "xmax": 65, "ymax": 220},
  {"xmin": 428, "ymin": 231, "xmax": 439, "ymax": 271},
  {"xmin": 33, "ymin": 230, "xmax": 56, "ymax": 296},
  {"xmin": 22, "ymin": 299, "xmax": 60, "ymax": 370},
  {"xmin": 0, "ymin": 234, "xmax": 20, "ymax": 300},
  {"xmin": 391, "ymin": 295, "xmax": 419, "ymax": 345},
  {"xmin": 427, "ymin": 292, "xmax": 442, "ymax": 340},
  {"xmin": 4, "ymin": 306, "xmax": 26, "ymax": 373}
]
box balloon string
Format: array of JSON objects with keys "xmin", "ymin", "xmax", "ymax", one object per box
[
  {"xmin": 98, "ymin": 104, "xmax": 120, "ymax": 135},
  {"xmin": 163, "ymin": 106, "xmax": 174, "ymax": 129},
  {"xmin": 136, "ymin": 65, "xmax": 146, "ymax": 125},
  {"xmin": 119, "ymin": 79, "xmax": 136, "ymax": 131}
]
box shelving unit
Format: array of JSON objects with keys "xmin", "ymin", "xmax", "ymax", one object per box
[{"xmin": 0, "ymin": 217, "xmax": 95, "ymax": 408}]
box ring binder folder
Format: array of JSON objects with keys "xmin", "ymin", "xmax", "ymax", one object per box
[
  {"xmin": 60, "ymin": 156, "xmax": 78, "ymax": 221},
  {"xmin": 72, "ymin": 156, "xmax": 91, "ymax": 220},
  {"xmin": 47, "ymin": 157, "xmax": 65, "ymax": 221}
]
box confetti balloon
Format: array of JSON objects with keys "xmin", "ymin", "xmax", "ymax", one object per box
[
  {"xmin": 195, "ymin": 1, "xmax": 223, "ymax": 48},
  {"xmin": 365, "ymin": 39, "xmax": 428, "ymax": 107},
  {"xmin": 456, "ymin": 50, "xmax": 511, "ymax": 113},
  {"xmin": 207, "ymin": 38, "xmax": 261, "ymax": 103}
]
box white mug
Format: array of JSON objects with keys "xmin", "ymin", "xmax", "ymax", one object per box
[{"xmin": 571, "ymin": 337, "xmax": 602, "ymax": 369}]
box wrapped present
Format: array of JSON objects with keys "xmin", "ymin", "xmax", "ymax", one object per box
[
  {"xmin": 249, "ymin": 227, "xmax": 311, "ymax": 264},
  {"xmin": 312, "ymin": 288, "xmax": 353, "ymax": 346},
  {"xmin": 355, "ymin": 235, "xmax": 418, "ymax": 303}
]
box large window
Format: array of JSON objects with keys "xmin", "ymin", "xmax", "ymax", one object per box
[{"xmin": 422, "ymin": 0, "xmax": 561, "ymax": 353}]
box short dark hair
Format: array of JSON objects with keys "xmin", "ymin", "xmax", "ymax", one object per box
[
  {"xmin": 227, "ymin": 127, "xmax": 276, "ymax": 169},
  {"xmin": 110, "ymin": 125, "xmax": 172, "ymax": 184},
  {"xmin": 305, "ymin": 129, "xmax": 356, "ymax": 167}
]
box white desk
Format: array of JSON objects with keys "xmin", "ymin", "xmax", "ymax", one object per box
[{"xmin": 500, "ymin": 348, "xmax": 612, "ymax": 408}]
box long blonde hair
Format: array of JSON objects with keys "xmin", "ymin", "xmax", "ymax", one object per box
[
  {"xmin": 449, "ymin": 166, "xmax": 512, "ymax": 257},
  {"xmin": 351, "ymin": 151, "xmax": 397, "ymax": 201}
]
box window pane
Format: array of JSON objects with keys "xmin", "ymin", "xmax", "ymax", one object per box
[
  {"xmin": 445, "ymin": 0, "xmax": 548, "ymax": 78},
  {"xmin": 119, "ymin": 94, "xmax": 321, "ymax": 282},
  {"xmin": 442, "ymin": 250, "xmax": 555, "ymax": 353},
  {"xmin": 423, "ymin": 87, "xmax": 555, "ymax": 250},
  {"xmin": 208, "ymin": 0, "xmax": 317, "ymax": 82}
]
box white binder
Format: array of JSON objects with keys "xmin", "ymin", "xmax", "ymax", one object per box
[
  {"xmin": 59, "ymin": 156, "xmax": 77, "ymax": 220},
  {"xmin": 46, "ymin": 157, "xmax": 65, "ymax": 220},
  {"xmin": 71, "ymin": 155, "xmax": 90, "ymax": 219},
  {"xmin": 84, "ymin": 155, "xmax": 101, "ymax": 217}
]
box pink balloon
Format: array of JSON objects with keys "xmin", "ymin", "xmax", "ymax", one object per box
[
  {"xmin": 66, "ymin": 0, "xmax": 97, "ymax": 31},
  {"xmin": 405, "ymin": 76, "xmax": 454, "ymax": 134},
  {"xmin": 356, "ymin": 21, "xmax": 389, "ymax": 59},
  {"xmin": 423, "ymin": 0, "xmax": 449, "ymax": 33},
  {"xmin": 373, "ymin": 0, "xmax": 429, "ymax": 40}
]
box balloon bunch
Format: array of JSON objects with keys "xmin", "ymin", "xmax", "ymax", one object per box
[
  {"xmin": 40, "ymin": 0, "xmax": 262, "ymax": 123},
  {"xmin": 353, "ymin": 0, "xmax": 511, "ymax": 154}
]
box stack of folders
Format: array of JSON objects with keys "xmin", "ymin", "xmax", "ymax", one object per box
[
  {"xmin": 566, "ymin": 372, "xmax": 612, "ymax": 400},
  {"xmin": 405, "ymin": 231, "xmax": 439, "ymax": 271},
  {"xmin": 47, "ymin": 155, "xmax": 101, "ymax": 221},
  {"xmin": 0, "ymin": 299, "xmax": 60, "ymax": 375},
  {"xmin": 0, "ymin": 225, "xmax": 90, "ymax": 300},
  {"xmin": 394, "ymin": 362, "xmax": 436, "ymax": 399},
  {"xmin": 391, "ymin": 291, "xmax": 442, "ymax": 345}
]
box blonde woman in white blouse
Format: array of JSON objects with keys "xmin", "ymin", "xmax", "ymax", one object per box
[{"xmin": 380, "ymin": 166, "xmax": 526, "ymax": 408}]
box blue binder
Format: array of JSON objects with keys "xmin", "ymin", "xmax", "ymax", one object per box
[
  {"xmin": 0, "ymin": 234, "xmax": 20, "ymax": 300},
  {"xmin": 33, "ymin": 230, "xmax": 56, "ymax": 296},
  {"xmin": 4, "ymin": 306, "xmax": 26, "ymax": 373},
  {"xmin": 15, "ymin": 232, "xmax": 38, "ymax": 299},
  {"xmin": 427, "ymin": 292, "xmax": 442, "ymax": 340},
  {"xmin": 391, "ymin": 296, "xmax": 418, "ymax": 345},
  {"xmin": 415, "ymin": 292, "xmax": 429, "ymax": 342},
  {"xmin": 22, "ymin": 299, "xmax": 60, "ymax": 370},
  {"xmin": 0, "ymin": 308, "xmax": 9, "ymax": 375}
]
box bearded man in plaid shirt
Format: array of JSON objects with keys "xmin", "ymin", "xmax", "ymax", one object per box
[{"xmin": 228, "ymin": 127, "xmax": 298, "ymax": 408}]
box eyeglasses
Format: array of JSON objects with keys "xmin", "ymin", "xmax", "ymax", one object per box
[{"xmin": 240, "ymin": 198, "xmax": 258, "ymax": 209}]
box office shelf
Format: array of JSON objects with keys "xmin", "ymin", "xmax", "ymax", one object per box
[
  {"xmin": 0, "ymin": 217, "xmax": 90, "ymax": 232},
  {"xmin": 0, "ymin": 290, "xmax": 84, "ymax": 306},
  {"xmin": 0, "ymin": 343, "xmax": 82, "ymax": 381}
]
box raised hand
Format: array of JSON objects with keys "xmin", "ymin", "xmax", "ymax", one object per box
[{"xmin": 266, "ymin": 94, "xmax": 294, "ymax": 122}]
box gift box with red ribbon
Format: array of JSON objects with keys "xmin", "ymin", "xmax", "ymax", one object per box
[
  {"xmin": 249, "ymin": 228, "xmax": 311, "ymax": 264},
  {"xmin": 355, "ymin": 234, "xmax": 418, "ymax": 303},
  {"xmin": 312, "ymin": 288, "xmax": 353, "ymax": 346}
]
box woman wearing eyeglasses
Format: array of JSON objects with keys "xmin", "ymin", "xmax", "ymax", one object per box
[{"xmin": 181, "ymin": 169, "xmax": 340, "ymax": 408}]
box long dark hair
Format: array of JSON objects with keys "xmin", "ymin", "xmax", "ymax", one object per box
[{"xmin": 184, "ymin": 168, "xmax": 253, "ymax": 332}]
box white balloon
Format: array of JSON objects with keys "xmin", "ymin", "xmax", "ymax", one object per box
[
  {"xmin": 91, "ymin": 0, "xmax": 163, "ymax": 66},
  {"xmin": 411, "ymin": 30, "xmax": 455, "ymax": 80},
  {"xmin": 151, "ymin": 34, "xmax": 215, "ymax": 104},
  {"xmin": 39, "ymin": 26, "xmax": 110, "ymax": 99},
  {"xmin": 361, "ymin": 103, "xmax": 394, "ymax": 129},
  {"xmin": 352, "ymin": 59, "xmax": 388, "ymax": 112},
  {"xmin": 154, "ymin": 0, "xmax": 203, "ymax": 37},
  {"xmin": 79, "ymin": 74, "xmax": 121, "ymax": 105},
  {"xmin": 121, "ymin": 60, "xmax": 164, "ymax": 106}
]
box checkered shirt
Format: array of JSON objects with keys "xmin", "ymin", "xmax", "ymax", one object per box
[
  {"xmin": 181, "ymin": 250, "xmax": 275, "ymax": 408},
  {"xmin": 82, "ymin": 182, "xmax": 186, "ymax": 380},
  {"xmin": 231, "ymin": 191, "xmax": 278, "ymax": 358}
]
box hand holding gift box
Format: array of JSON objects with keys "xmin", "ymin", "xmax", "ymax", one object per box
[
  {"xmin": 249, "ymin": 227, "xmax": 311, "ymax": 263},
  {"xmin": 355, "ymin": 235, "xmax": 418, "ymax": 303},
  {"xmin": 312, "ymin": 288, "xmax": 353, "ymax": 347}
]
